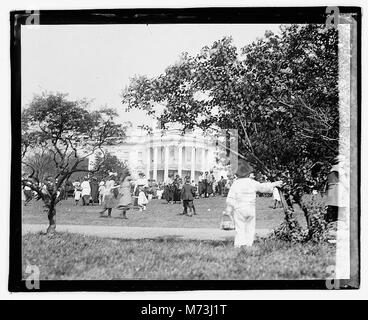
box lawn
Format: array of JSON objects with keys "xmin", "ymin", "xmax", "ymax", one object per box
[
  {"xmin": 22, "ymin": 196, "xmax": 307, "ymax": 230},
  {"xmin": 22, "ymin": 232, "xmax": 336, "ymax": 280}
]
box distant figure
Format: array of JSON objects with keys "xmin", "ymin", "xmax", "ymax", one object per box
[
  {"xmin": 180, "ymin": 176, "xmax": 197, "ymax": 216},
  {"xmin": 157, "ymin": 188, "xmax": 164, "ymax": 200},
  {"xmin": 217, "ymin": 176, "xmax": 225, "ymax": 196},
  {"xmin": 81, "ymin": 177, "xmax": 91, "ymax": 206},
  {"xmin": 203, "ymin": 172, "xmax": 209, "ymax": 198},
  {"xmin": 137, "ymin": 186, "xmax": 148, "ymax": 212},
  {"xmin": 97, "ymin": 181, "xmax": 105, "ymax": 205},
  {"xmin": 90, "ymin": 177, "xmax": 99, "ymax": 205},
  {"xmin": 133, "ymin": 172, "xmax": 148, "ymax": 207},
  {"xmin": 224, "ymin": 160, "xmax": 283, "ymax": 247},
  {"xmin": 116, "ymin": 174, "xmax": 133, "ymax": 219},
  {"xmin": 223, "ymin": 175, "xmax": 233, "ymax": 197},
  {"xmin": 99, "ymin": 178, "xmax": 117, "ymax": 217},
  {"xmin": 173, "ymin": 175, "xmax": 183, "ymax": 203},
  {"xmin": 208, "ymin": 171, "xmax": 216, "ymax": 197},
  {"xmin": 73, "ymin": 181, "xmax": 82, "ymax": 206},
  {"xmin": 163, "ymin": 174, "xmax": 174, "ymax": 204},
  {"xmin": 325, "ymin": 161, "xmax": 348, "ymax": 223},
  {"xmin": 150, "ymin": 179, "xmax": 158, "ymax": 198},
  {"xmin": 198, "ymin": 173, "xmax": 204, "ymax": 197}
]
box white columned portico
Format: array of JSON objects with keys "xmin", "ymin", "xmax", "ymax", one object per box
[
  {"xmin": 164, "ymin": 145, "xmax": 169, "ymax": 181},
  {"xmin": 153, "ymin": 146, "xmax": 158, "ymax": 181},
  {"xmin": 146, "ymin": 147, "xmax": 150, "ymax": 178},
  {"xmin": 178, "ymin": 145, "xmax": 183, "ymax": 178},
  {"xmin": 191, "ymin": 146, "xmax": 196, "ymax": 181}
]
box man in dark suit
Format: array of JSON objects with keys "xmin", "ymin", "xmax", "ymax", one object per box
[{"xmin": 180, "ymin": 176, "xmax": 197, "ymax": 217}]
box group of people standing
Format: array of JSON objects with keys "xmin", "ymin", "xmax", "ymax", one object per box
[
  {"xmin": 72, "ymin": 177, "xmax": 100, "ymax": 206},
  {"xmin": 72, "ymin": 172, "xmax": 149, "ymax": 219},
  {"xmin": 161, "ymin": 171, "xmax": 236, "ymax": 204}
]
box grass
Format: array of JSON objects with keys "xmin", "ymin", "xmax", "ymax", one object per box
[
  {"xmin": 22, "ymin": 232, "xmax": 335, "ymax": 280},
  {"xmin": 22, "ymin": 196, "xmax": 307, "ymax": 230}
]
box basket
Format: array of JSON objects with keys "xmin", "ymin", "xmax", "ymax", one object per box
[{"xmin": 220, "ymin": 214, "xmax": 235, "ymax": 231}]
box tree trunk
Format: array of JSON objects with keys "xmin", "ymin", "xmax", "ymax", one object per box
[
  {"xmin": 301, "ymin": 205, "xmax": 311, "ymax": 230},
  {"xmin": 279, "ymin": 189, "xmax": 293, "ymax": 218},
  {"xmin": 46, "ymin": 206, "xmax": 56, "ymax": 234},
  {"xmin": 296, "ymin": 199, "xmax": 312, "ymax": 240}
]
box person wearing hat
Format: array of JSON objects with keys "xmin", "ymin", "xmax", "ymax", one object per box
[
  {"xmin": 325, "ymin": 158, "xmax": 348, "ymax": 223},
  {"xmin": 180, "ymin": 176, "xmax": 197, "ymax": 216},
  {"xmin": 133, "ymin": 172, "xmax": 148, "ymax": 207},
  {"xmin": 224, "ymin": 159, "xmax": 283, "ymax": 247},
  {"xmin": 99, "ymin": 177, "xmax": 118, "ymax": 217}
]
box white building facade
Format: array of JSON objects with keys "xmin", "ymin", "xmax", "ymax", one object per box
[{"xmin": 95, "ymin": 128, "xmax": 224, "ymax": 182}]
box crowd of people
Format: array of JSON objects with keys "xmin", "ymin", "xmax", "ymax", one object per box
[
  {"xmin": 160, "ymin": 171, "xmax": 237, "ymax": 204},
  {"xmin": 22, "ymin": 156, "xmax": 345, "ymax": 249},
  {"xmin": 22, "ymin": 164, "xmax": 284, "ymax": 248}
]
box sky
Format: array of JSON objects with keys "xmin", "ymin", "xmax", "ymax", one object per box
[{"xmin": 21, "ymin": 24, "xmax": 283, "ymax": 127}]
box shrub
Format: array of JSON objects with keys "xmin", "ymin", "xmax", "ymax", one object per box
[
  {"xmin": 271, "ymin": 193, "xmax": 330, "ymax": 243},
  {"xmin": 270, "ymin": 208, "xmax": 307, "ymax": 243},
  {"xmin": 300, "ymin": 193, "xmax": 328, "ymax": 242}
]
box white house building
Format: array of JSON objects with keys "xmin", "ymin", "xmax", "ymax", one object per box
[{"xmin": 90, "ymin": 126, "xmax": 229, "ymax": 182}]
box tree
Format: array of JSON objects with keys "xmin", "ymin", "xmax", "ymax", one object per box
[
  {"xmin": 22, "ymin": 92, "xmax": 126, "ymax": 233},
  {"xmin": 92, "ymin": 151, "xmax": 129, "ymax": 181},
  {"xmin": 22, "ymin": 150, "xmax": 57, "ymax": 183},
  {"xmin": 121, "ymin": 24, "xmax": 339, "ymax": 239}
]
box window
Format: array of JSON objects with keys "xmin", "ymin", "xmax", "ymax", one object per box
[
  {"xmin": 186, "ymin": 148, "xmax": 191, "ymax": 162},
  {"xmin": 170, "ymin": 146, "xmax": 175, "ymax": 160},
  {"xmin": 138, "ymin": 151, "xmax": 143, "ymax": 164}
]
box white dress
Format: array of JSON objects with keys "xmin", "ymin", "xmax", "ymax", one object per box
[
  {"xmin": 73, "ymin": 182, "xmax": 82, "ymax": 200},
  {"xmin": 138, "ymin": 191, "xmax": 148, "ymax": 206},
  {"xmin": 226, "ymin": 178, "xmax": 274, "ymax": 247},
  {"xmin": 81, "ymin": 181, "xmax": 91, "ymax": 197}
]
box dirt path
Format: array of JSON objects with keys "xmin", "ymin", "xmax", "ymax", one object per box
[{"xmin": 22, "ymin": 224, "xmax": 271, "ymax": 241}]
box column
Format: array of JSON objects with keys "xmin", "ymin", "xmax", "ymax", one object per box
[
  {"xmin": 201, "ymin": 147, "xmax": 206, "ymax": 173},
  {"xmin": 191, "ymin": 146, "xmax": 196, "ymax": 181},
  {"xmin": 153, "ymin": 146, "xmax": 158, "ymax": 181},
  {"xmin": 177, "ymin": 145, "xmax": 183, "ymax": 178},
  {"xmin": 146, "ymin": 147, "xmax": 150, "ymax": 178},
  {"xmin": 164, "ymin": 145, "xmax": 169, "ymax": 182}
]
